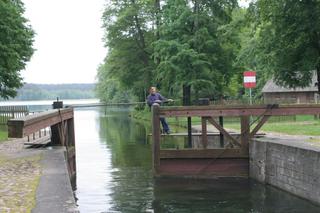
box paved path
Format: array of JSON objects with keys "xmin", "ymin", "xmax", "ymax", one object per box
[
  {"xmin": 32, "ymin": 147, "xmax": 78, "ymax": 213},
  {"xmin": 0, "ymin": 138, "xmax": 78, "ymax": 212}
]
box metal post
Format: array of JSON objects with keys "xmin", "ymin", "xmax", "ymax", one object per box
[
  {"xmin": 187, "ymin": 117, "xmax": 192, "ymax": 148},
  {"xmin": 219, "ymin": 116, "xmax": 224, "ymax": 147},
  {"xmin": 249, "ymin": 88, "xmax": 252, "ymax": 105},
  {"xmin": 201, "ymin": 117, "xmax": 208, "ymax": 148}
]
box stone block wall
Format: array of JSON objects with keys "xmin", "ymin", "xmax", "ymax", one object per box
[{"xmin": 250, "ymin": 138, "xmax": 320, "ymax": 205}]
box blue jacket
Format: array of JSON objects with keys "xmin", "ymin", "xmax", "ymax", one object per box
[{"xmin": 147, "ymin": 93, "xmax": 166, "ymax": 107}]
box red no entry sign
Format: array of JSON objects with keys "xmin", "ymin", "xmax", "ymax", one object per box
[{"xmin": 243, "ymin": 71, "xmax": 256, "ymax": 88}]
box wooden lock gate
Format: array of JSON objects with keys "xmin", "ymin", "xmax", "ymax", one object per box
[{"xmin": 152, "ymin": 104, "xmax": 320, "ymax": 178}]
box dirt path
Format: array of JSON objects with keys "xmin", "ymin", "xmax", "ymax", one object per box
[{"xmin": 0, "ymin": 138, "xmax": 42, "ymax": 212}]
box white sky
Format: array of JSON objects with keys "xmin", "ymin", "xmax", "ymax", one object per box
[
  {"xmin": 21, "ymin": 0, "xmax": 107, "ymax": 84},
  {"xmin": 21, "ymin": 0, "xmax": 250, "ymax": 84}
]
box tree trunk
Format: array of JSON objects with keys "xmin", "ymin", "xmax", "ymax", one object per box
[
  {"xmin": 154, "ymin": 0, "xmax": 161, "ymax": 66},
  {"xmin": 155, "ymin": 0, "xmax": 161, "ymax": 40}
]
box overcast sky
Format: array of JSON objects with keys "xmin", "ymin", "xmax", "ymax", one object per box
[
  {"xmin": 21, "ymin": 0, "xmax": 107, "ymax": 84},
  {"xmin": 21, "ymin": 0, "xmax": 250, "ymax": 84}
]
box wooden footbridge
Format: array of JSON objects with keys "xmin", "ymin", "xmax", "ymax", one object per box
[
  {"xmin": 152, "ymin": 104, "xmax": 320, "ymax": 178},
  {"xmin": 7, "ymin": 108, "xmax": 76, "ymax": 182}
]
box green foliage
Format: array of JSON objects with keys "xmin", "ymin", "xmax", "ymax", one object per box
[
  {"xmin": 246, "ymin": 0, "xmax": 320, "ymax": 91},
  {"xmin": 0, "ymin": 0, "xmax": 34, "ymax": 99},
  {"xmin": 98, "ymin": 0, "xmax": 320, "ymax": 104},
  {"xmin": 97, "ymin": 0, "xmax": 244, "ymax": 104},
  {"xmin": 153, "ymin": 0, "xmax": 239, "ymax": 101},
  {"xmin": 96, "ymin": 0, "xmax": 156, "ymax": 102},
  {"xmin": 95, "ymin": 64, "xmax": 133, "ymax": 103}
]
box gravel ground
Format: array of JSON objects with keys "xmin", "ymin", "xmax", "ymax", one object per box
[{"xmin": 0, "ymin": 138, "xmax": 42, "ymax": 212}]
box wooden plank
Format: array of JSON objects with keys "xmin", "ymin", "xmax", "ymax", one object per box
[
  {"xmin": 148, "ymin": 132, "xmax": 266, "ymax": 137},
  {"xmin": 24, "ymin": 135, "xmax": 51, "ymax": 145},
  {"xmin": 67, "ymin": 118, "xmax": 75, "ymax": 146},
  {"xmin": 159, "ymin": 149, "xmax": 248, "ymax": 159},
  {"xmin": 201, "ymin": 117, "xmax": 208, "ymax": 148},
  {"xmin": 157, "ymin": 158, "xmax": 249, "ymax": 178},
  {"xmin": 159, "ymin": 104, "xmax": 320, "ymax": 117},
  {"xmin": 152, "ymin": 105, "xmax": 161, "ymax": 174},
  {"xmin": 148, "ymin": 132, "xmax": 240, "ymax": 136},
  {"xmin": 8, "ymin": 108, "xmax": 73, "ymax": 138},
  {"xmin": 207, "ymin": 117, "xmax": 241, "ymax": 147},
  {"xmin": 240, "ymin": 116, "xmax": 250, "ymax": 155}
]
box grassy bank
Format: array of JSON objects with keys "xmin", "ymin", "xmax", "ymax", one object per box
[{"xmin": 133, "ymin": 109, "xmax": 320, "ymax": 136}]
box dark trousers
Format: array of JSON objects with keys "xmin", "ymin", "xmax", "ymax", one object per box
[{"xmin": 160, "ymin": 117, "xmax": 170, "ymax": 133}]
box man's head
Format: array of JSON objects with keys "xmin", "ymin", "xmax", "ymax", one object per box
[{"xmin": 149, "ymin": 86, "xmax": 157, "ymax": 95}]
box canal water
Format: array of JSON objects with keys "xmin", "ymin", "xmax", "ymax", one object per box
[{"xmin": 74, "ymin": 107, "xmax": 320, "ymax": 213}]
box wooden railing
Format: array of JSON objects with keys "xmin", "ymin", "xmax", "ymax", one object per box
[
  {"xmin": 7, "ymin": 108, "xmax": 76, "ymax": 182},
  {"xmin": 152, "ymin": 104, "xmax": 320, "ymax": 178},
  {"xmin": 0, "ymin": 105, "xmax": 28, "ymax": 124}
]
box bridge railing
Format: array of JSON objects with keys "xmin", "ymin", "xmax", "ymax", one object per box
[
  {"xmin": 151, "ymin": 104, "xmax": 320, "ymax": 177},
  {"xmin": 0, "ymin": 105, "xmax": 29, "ymax": 124}
]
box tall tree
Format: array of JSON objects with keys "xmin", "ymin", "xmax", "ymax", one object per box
[
  {"xmin": 249, "ymin": 0, "xmax": 320, "ymax": 92},
  {"xmin": 99, "ymin": 0, "xmax": 156, "ymax": 102},
  {"xmin": 153, "ymin": 0, "xmax": 237, "ymax": 103},
  {"xmin": 0, "ymin": 0, "xmax": 34, "ymax": 99}
]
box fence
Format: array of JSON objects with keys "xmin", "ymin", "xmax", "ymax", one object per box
[{"xmin": 0, "ymin": 105, "xmax": 29, "ymax": 124}]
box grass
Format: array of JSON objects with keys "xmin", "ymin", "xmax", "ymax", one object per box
[
  {"xmin": 133, "ymin": 109, "xmax": 320, "ymax": 136},
  {"xmin": 0, "ymin": 125, "xmax": 8, "ymax": 142},
  {"xmin": 224, "ymin": 115, "xmax": 320, "ymax": 136}
]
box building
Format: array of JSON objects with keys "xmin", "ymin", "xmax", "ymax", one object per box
[{"xmin": 262, "ymin": 72, "xmax": 319, "ymax": 104}]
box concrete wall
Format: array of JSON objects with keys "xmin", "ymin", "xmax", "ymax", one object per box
[{"xmin": 250, "ymin": 138, "xmax": 320, "ymax": 205}]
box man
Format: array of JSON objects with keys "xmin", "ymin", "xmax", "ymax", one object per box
[{"xmin": 147, "ymin": 87, "xmax": 173, "ymax": 134}]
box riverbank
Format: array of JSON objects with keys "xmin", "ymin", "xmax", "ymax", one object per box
[{"xmin": 0, "ymin": 138, "xmax": 78, "ymax": 212}]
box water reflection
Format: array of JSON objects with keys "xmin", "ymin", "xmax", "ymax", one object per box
[{"xmin": 74, "ymin": 108, "xmax": 320, "ymax": 212}]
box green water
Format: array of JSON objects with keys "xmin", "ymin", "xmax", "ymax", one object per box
[{"xmin": 74, "ymin": 108, "xmax": 320, "ymax": 212}]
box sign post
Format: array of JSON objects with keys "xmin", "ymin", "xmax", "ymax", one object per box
[{"xmin": 243, "ymin": 71, "xmax": 256, "ymax": 105}]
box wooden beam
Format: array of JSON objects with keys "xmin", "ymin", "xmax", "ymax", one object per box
[
  {"xmin": 8, "ymin": 108, "xmax": 73, "ymax": 138},
  {"xmin": 159, "ymin": 104, "xmax": 320, "ymax": 117},
  {"xmin": 157, "ymin": 158, "xmax": 249, "ymax": 178},
  {"xmin": 207, "ymin": 117, "xmax": 241, "ymax": 147},
  {"xmin": 152, "ymin": 105, "xmax": 161, "ymax": 173},
  {"xmin": 249, "ymin": 115, "xmax": 271, "ymax": 138},
  {"xmin": 159, "ymin": 149, "xmax": 248, "ymax": 159},
  {"xmin": 240, "ymin": 116, "xmax": 250, "ymax": 155},
  {"xmin": 201, "ymin": 117, "xmax": 208, "ymax": 148}
]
